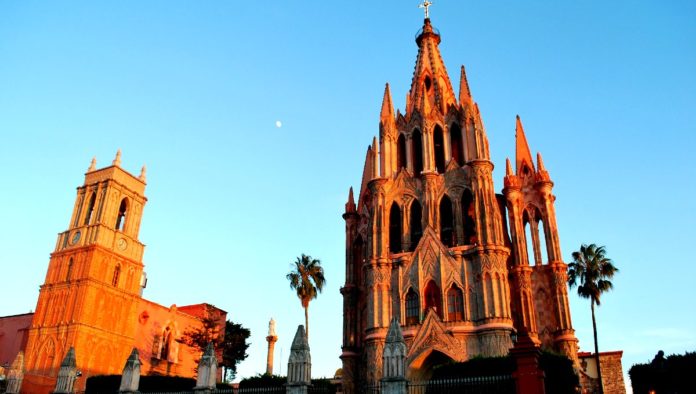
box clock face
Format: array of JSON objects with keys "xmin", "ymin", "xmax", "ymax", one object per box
[
  {"xmin": 70, "ymin": 231, "xmax": 81, "ymax": 245},
  {"xmin": 117, "ymin": 238, "xmax": 128, "ymax": 251}
]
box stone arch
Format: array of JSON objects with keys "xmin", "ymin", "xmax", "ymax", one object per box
[
  {"xmin": 35, "ymin": 336, "xmax": 57, "ymax": 376},
  {"xmin": 408, "ymin": 348, "xmax": 456, "ymax": 381}
]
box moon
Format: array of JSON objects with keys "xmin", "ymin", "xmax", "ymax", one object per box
[{"xmin": 275, "ymin": 120, "xmax": 282, "ymax": 128}]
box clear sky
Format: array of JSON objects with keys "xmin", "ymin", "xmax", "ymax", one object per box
[{"xmin": 1, "ymin": 1, "xmax": 694, "ymax": 390}]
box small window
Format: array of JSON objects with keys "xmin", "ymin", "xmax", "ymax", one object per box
[
  {"xmin": 389, "ymin": 203, "xmax": 402, "ymax": 254},
  {"xmin": 405, "ymin": 289, "xmax": 420, "ymax": 325},
  {"xmin": 424, "ymin": 281, "xmax": 443, "ymax": 319},
  {"xmin": 439, "ymin": 194, "xmax": 454, "ymax": 247},
  {"xmin": 409, "ymin": 200, "xmax": 423, "ymax": 251},
  {"xmin": 424, "ymin": 76, "xmax": 432, "ymax": 91},
  {"xmin": 397, "ymin": 133, "xmax": 407, "ymax": 170},
  {"xmin": 447, "ymin": 286, "xmax": 464, "ymax": 321},
  {"xmin": 450, "ymin": 123, "xmax": 463, "ymax": 166}
]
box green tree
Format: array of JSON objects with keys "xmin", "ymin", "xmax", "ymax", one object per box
[
  {"xmin": 177, "ymin": 305, "xmax": 250, "ymax": 382},
  {"xmin": 286, "ymin": 254, "xmax": 326, "ymax": 339},
  {"xmin": 567, "ymin": 244, "xmax": 619, "ymax": 394}
]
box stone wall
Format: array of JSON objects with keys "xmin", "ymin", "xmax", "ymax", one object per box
[{"xmin": 578, "ymin": 350, "xmax": 626, "ymax": 394}]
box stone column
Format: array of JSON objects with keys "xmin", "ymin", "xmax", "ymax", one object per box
[
  {"xmin": 380, "ymin": 318, "xmax": 407, "ymax": 394},
  {"xmin": 194, "ymin": 343, "xmax": 217, "ymax": 394},
  {"xmin": 119, "ymin": 348, "xmax": 141, "ymax": 394},
  {"xmin": 52, "ymin": 348, "xmax": 78, "ymax": 394},
  {"xmin": 5, "ymin": 351, "xmax": 24, "ymax": 394},
  {"xmin": 510, "ymin": 331, "xmax": 545, "ymax": 394},
  {"xmin": 286, "ymin": 325, "xmax": 311, "ymax": 394},
  {"xmin": 266, "ymin": 318, "xmax": 278, "ymax": 375}
]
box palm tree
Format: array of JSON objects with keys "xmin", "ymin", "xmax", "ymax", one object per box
[
  {"xmin": 286, "ymin": 254, "xmax": 326, "ymax": 340},
  {"xmin": 567, "ymin": 244, "xmax": 619, "ymax": 394}
]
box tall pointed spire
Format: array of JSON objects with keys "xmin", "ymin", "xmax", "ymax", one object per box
[
  {"xmin": 380, "ymin": 83, "xmax": 395, "ymax": 120},
  {"xmin": 407, "ymin": 18, "xmax": 456, "ymax": 117},
  {"xmin": 459, "ymin": 65, "xmax": 472, "ymax": 106},
  {"xmin": 345, "ymin": 187, "xmax": 356, "ymax": 213},
  {"xmin": 536, "ymin": 152, "xmax": 546, "ymax": 172},
  {"xmin": 515, "ymin": 115, "xmax": 535, "ymax": 175}
]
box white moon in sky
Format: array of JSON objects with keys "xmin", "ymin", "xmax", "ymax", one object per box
[{"xmin": 275, "ymin": 120, "xmax": 282, "ymax": 128}]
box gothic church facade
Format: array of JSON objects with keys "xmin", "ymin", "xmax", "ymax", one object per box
[{"xmin": 341, "ymin": 18, "xmax": 577, "ymax": 392}]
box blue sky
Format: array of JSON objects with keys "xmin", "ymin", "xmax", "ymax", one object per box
[{"xmin": 0, "ymin": 1, "xmax": 694, "ymax": 389}]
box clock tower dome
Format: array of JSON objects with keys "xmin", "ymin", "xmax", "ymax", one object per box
[{"xmin": 22, "ymin": 151, "xmax": 149, "ymax": 393}]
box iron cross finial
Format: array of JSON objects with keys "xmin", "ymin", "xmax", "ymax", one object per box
[{"xmin": 419, "ymin": 0, "xmax": 433, "ymax": 19}]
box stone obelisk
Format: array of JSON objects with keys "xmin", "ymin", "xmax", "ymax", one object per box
[{"xmin": 265, "ymin": 318, "xmax": 278, "ymax": 375}]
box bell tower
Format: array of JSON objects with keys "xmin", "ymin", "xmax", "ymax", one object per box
[{"xmin": 22, "ymin": 151, "xmax": 148, "ymax": 393}]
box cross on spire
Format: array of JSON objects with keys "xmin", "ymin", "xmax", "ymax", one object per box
[{"xmin": 419, "ymin": 0, "xmax": 433, "ymax": 19}]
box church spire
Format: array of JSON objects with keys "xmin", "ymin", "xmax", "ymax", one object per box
[
  {"xmin": 515, "ymin": 115, "xmax": 535, "ymax": 174},
  {"xmin": 380, "ymin": 83, "xmax": 395, "ymax": 121},
  {"xmin": 459, "ymin": 65, "xmax": 472, "ymax": 106},
  {"xmin": 407, "ymin": 18, "xmax": 456, "ymax": 116}
]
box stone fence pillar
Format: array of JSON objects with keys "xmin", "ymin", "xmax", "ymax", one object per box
[
  {"xmin": 52, "ymin": 348, "xmax": 78, "ymax": 394},
  {"xmin": 194, "ymin": 343, "xmax": 218, "ymax": 394},
  {"xmin": 510, "ymin": 331, "xmax": 545, "ymax": 394},
  {"xmin": 119, "ymin": 348, "xmax": 141, "ymax": 394},
  {"xmin": 380, "ymin": 318, "xmax": 407, "ymax": 394},
  {"xmin": 286, "ymin": 325, "xmax": 311, "ymax": 394},
  {"xmin": 4, "ymin": 351, "xmax": 24, "ymax": 394}
]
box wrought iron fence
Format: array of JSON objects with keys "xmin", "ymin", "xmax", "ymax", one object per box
[
  {"xmin": 364, "ymin": 375, "xmax": 515, "ymax": 394},
  {"xmin": 407, "ymin": 375, "xmax": 515, "ymax": 394}
]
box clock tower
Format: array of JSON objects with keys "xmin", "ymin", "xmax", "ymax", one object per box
[{"xmin": 22, "ymin": 151, "xmax": 148, "ymax": 393}]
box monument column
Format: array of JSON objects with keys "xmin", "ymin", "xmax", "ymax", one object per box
[{"xmin": 266, "ymin": 318, "xmax": 278, "ymax": 375}]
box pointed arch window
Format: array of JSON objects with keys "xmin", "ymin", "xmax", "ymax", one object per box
[
  {"xmin": 115, "ymin": 198, "xmax": 128, "ymax": 231},
  {"xmin": 409, "ymin": 200, "xmax": 423, "ymax": 251},
  {"xmin": 161, "ymin": 326, "xmax": 172, "ymax": 361},
  {"xmin": 424, "ymin": 281, "xmax": 443, "ymax": 319},
  {"xmin": 523, "ymin": 210, "xmax": 536, "ymax": 266},
  {"xmin": 412, "ymin": 129, "xmax": 423, "ymax": 176},
  {"xmin": 461, "ymin": 189, "xmax": 477, "ymax": 245},
  {"xmin": 447, "ymin": 285, "xmax": 464, "ymax": 321},
  {"xmin": 84, "ymin": 192, "xmax": 96, "ymax": 225},
  {"xmin": 405, "ymin": 289, "xmax": 420, "ymax": 325},
  {"xmin": 434, "ymin": 125, "xmax": 445, "ymax": 173},
  {"xmin": 389, "ymin": 203, "xmax": 402, "ymax": 254},
  {"xmin": 439, "ymin": 194, "xmax": 454, "ymax": 247},
  {"xmin": 397, "ymin": 133, "xmax": 407, "ymax": 171},
  {"xmin": 112, "ymin": 264, "xmax": 121, "ymax": 287},
  {"xmin": 450, "ymin": 123, "xmax": 463, "ymax": 166}
]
